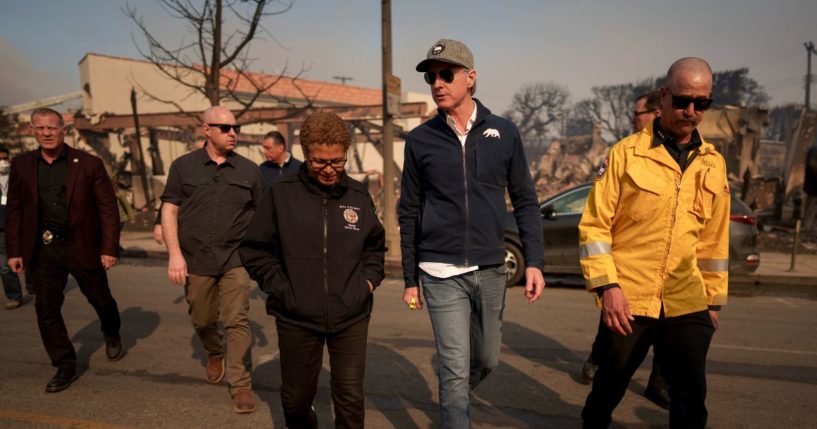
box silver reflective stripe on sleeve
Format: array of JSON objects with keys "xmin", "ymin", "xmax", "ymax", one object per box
[
  {"xmin": 580, "ymin": 242, "xmax": 612, "ymax": 260},
  {"xmin": 698, "ymin": 258, "xmax": 729, "ymax": 272}
]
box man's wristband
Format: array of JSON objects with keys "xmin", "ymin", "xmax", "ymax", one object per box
[{"xmin": 594, "ymin": 283, "xmax": 620, "ymax": 298}]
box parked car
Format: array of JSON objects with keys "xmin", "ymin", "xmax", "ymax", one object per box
[{"xmin": 504, "ymin": 183, "xmax": 760, "ymax": 286}]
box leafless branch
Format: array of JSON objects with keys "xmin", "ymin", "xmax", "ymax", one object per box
[{"xmin": 126, "ymin": 0, "xmax": 307, "ymax": 113}]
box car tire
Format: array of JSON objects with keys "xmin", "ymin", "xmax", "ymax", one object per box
[{"xmin": 505, "ymin": 241, "xmax": 525, "ymax": 287}]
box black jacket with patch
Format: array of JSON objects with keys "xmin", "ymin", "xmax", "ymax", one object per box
[{"xmin": 239, "ymin": 165, "xmax": 386, "ymax": 333}]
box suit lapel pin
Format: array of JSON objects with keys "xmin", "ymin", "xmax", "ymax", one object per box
[{"xmin": 73, "ymin": 158, "xmax": 79, "ymax": 163}]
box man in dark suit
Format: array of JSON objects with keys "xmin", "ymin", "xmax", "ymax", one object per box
[
  {"xmin": 6, "ymin": 107, "xmax": 123, "ymax": 393},
  {"xmin": 0, "ymin": 144, "xmax": 28, "ymax": 310}
]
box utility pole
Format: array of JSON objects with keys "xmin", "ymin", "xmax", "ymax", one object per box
[
  {"xmin": 130, "ymin": 88, "xmax": 153, "ymax": 214},
  {"xmin": 381, "ymin": 0, "xmax": 401, "ymax": 264},
  {"xmin": 806, "ymin": 41, "xmax": 816, "ymax": 112},
  {"xmin": 333, "ymin": 76, "xmax": 354, "ymax": 85}
]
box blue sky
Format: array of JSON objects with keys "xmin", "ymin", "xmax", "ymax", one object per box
[{"xmin": 1, "ymin": 0, "xmax": 816, "ymax": 112}]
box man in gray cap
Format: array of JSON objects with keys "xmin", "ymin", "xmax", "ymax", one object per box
[{"xmin": 399, "ymin": 38, "xmax": 546, "ymax": 428}]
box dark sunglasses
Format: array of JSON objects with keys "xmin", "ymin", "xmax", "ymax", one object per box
[
  {"xmin": 207, "ymin": 123, "xmax": 241, "ymax": 133},
  {"xmin": 668, "ymin": 91, "xmax": 713, "ymax": 111},
  {"xmin": 423, "ymin": 69, "xmax": 459, "ymax": 85},
  {"xmin": 633, "ymin": 110, "xmax": 656, "ymax": 117}
]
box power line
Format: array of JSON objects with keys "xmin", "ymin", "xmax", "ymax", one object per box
[
  {"xmin": 764, "ymin": 75, "xmax": 805, "ymax": 90},
  {"xmin": 741, "ymin": 46, "xmax": 802, "ymax": 68}
]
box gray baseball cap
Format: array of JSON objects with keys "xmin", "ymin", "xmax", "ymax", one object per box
[{"xmin": 416, "ymin": 38, "xmax": 474, "ymax": 72}]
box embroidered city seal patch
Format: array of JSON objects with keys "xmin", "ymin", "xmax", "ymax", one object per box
[
  {"xmin": 343, "ymin": 208, "xmax": 359, "ymax": 224},
  {"xmin": 341, "ymin": 205, "xmax": 361, "ymax": 231}
]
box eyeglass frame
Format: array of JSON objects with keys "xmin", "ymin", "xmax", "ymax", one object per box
[{"xmin": 306, "ymin": 155, "xmax": 347, "ymax": 170}]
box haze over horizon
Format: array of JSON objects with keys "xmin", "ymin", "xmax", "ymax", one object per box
[{"xmin": 1, "ymin": 0, "xmax": 815, "ymax": 113}]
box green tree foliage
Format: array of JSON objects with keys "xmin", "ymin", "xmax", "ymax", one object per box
[{"xmin": 711, "ymin": 68, "xmax": 769, "ymax": 106}]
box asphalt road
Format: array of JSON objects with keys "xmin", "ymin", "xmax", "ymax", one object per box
[{"xmin": 1, "ymin": 259, "xmax": 815, "ymax": 428}]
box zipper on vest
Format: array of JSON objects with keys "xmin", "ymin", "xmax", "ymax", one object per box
[
  {"xmin": 461, "ymin": 144, "xmax": 471, "ymax": 266},
  {"xmin": 322, "ymin": 196, "xmax": 331, "ymax": 331}
]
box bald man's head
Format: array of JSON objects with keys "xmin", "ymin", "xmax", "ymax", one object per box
[
  {"xmin": 659, "ymin": 57, "xmax": 714, "ymax": 142},
  {"xmin": 666, "ymin": 57, "xmax": 712, "ymax": 92},
  {"xmin": 202, "ymin": 106, "xmax": 239, "ymax": 155},
  {"xmin": 203, "ymin": 106, "xmax": 236, "ymax": 124}
]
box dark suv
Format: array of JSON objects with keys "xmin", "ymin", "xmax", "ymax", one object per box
[{"xmin": 504, "ymin": 183, "xmax": 760, "ymax": 286}]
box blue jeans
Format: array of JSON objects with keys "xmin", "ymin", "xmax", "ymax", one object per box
[
  {"xmin": 0, "ymin": 231, "xmax": 24, "ymax": 301},
  {"xmin": 421, "ymin": 265, "xmax": 507, "ymax": 429}
]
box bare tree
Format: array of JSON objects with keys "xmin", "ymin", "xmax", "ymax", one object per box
[
  {"xmin": 572, "ymin": 83, "xmax": 643, "ymax": 142},
  {"xmin": 125, "ymin": 0, "xmax": 311, "ymax": 119},
  {"xmin": 503, "ymin": 82, "xmax": 569, "ymax": 161}
]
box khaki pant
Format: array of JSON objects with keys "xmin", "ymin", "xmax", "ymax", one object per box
[{"xmin": 186, "ymin": 266, "xmax": 252, "ymax": 393}]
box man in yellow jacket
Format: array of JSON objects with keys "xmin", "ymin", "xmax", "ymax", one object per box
[{"xmin": 580, "ymin": 57, "xmax": 729, "ymax": 429}]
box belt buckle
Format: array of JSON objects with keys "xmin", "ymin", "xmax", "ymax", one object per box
[{"xmin": 42, "ymin": 230, "xmax": 54, "ymax": 245}]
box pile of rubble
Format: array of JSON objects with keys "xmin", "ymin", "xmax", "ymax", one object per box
[{"xmin": 532, "ymin": 127, "xmax": 607, "ymax": 200}]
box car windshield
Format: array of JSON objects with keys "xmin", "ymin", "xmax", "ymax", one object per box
[{"xmin": 547, "ymin": 186, "xmax": 591, "ymax": 214}]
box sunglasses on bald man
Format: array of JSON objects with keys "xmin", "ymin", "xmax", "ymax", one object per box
[
  {"xmin": 667, "ymin": 90, "xmax": 714, "ymax": 112},
  {"xmin": 207, "ymin": 123, "xmax": 242, "ymax": 133}
]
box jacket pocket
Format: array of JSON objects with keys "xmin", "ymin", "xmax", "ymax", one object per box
[
  {"xmin": 340, "ymin": 269, "xmax": 371, "ymax": 318},
  {"xmin": 624, "ymin": 168, "xmax": 667, "ymax": 221},
  {"xmin": 264, "ymin": 271, "xmax": 293, "ymax": 315},
  {"xmin": 474, "ymin": 140, "xmax": 509, "ymax": 189},
  {"xmin": 690, "ymin": 170, "xmax": 721, "ymax": 220}
]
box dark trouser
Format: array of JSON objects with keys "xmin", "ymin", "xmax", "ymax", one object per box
[
  {"xmin": 277, "ymin": 316, "xmax": 370, "ymax": 429},
  {"xmin": 29, "ymin": 241, "xmax": 121, "ymax": 369},
  {"xmin": 588, "ymin": 314, "xmax": 667, "ymax": 392},
  {"xmin": 582, "ymin": 310, "xmax": 714, "ymax": 429},
  {"xmin": 0, "ymin": 231, "xmax": 25, "ymax": 300}
]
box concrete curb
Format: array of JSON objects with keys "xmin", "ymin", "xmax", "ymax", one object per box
[
  {"xmin": 121, "ymin": 247, "xmax": 168, "ymax": 260},
  {"xmin": 730, "ymin": 274, "xmax": 817, "ymax": 297},
  {"xmin": 120, "ymin": 245, "xmax": 817, "ymax": 298}
]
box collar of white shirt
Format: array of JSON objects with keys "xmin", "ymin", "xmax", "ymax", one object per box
[{"xmin": 445, "ymin": 101, "xmax": 477, "ymax": 144}]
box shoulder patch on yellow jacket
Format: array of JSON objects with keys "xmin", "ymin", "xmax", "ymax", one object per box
[{"xmin": 595, "ymin": 158, "xmax": 609, "ymax": 181}]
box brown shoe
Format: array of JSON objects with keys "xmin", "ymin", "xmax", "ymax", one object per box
[
  {"xmin": 233, "ymin": 389, "xmax": 256, "ymax": 414},
  {"xmin": 5, "ymin": 299, "xmax": 23, "ymax": 310},
  {"xmin": 205, "ymin": 355, "xmax": 225, "ymax": 384}
]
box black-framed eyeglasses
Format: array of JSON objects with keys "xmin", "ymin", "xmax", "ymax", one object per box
[
  {"xmin": 667, "ymin": 90, "xmax": 713, "ymax": 112},
  {"xmin": 423, "ymin": 68, "xmax": 460, "ymax": 85},
  {"xmin": 307, "ymin": 156, "xmax": 347, "ymax": 170},
  {"xmin": 207, "ymin": 123, "xmax": 241, "ymax": 133}
]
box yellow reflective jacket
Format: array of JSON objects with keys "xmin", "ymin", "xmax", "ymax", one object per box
[{"xmin": 579, "ymin": 123, "xmax": 730, "ymax": 318}]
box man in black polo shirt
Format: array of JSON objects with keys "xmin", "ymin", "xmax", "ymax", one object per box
[
  {"xmin": 6, "ymin": 107, "xmax": 122, "ymax": 393},
  {"xmin": 161, "ymin": 106, "xmax": 264, "ymax": 414}
]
